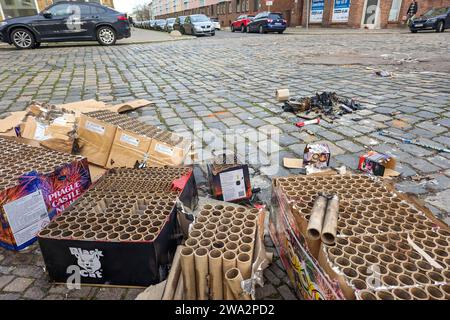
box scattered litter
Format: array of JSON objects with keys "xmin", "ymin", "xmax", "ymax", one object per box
[
  {"xmin": 275, "ymin": 88, "xmax": 290, "ymax": 102},
  {"xmin": 375, "ymin": 70, "xmax": 392, "ymax": 77},
  {"xmin": 295, "ymin": 118, "xmax": 320, "ymax": 128},
  {"xmin": 282, "ymin": 92, "xmax": 362, "ymax": 121},
  {"xmin": 304, "ymin": 143, "xmax": 331, "ymax": 169},
  {"xmin": 379, "ymin": 130, "xmax": 450, "ymax": 153},
  {"xmin": 283, "ymin": 158, "xmax": 303, "ymax": 169},
  {"xmin": 336, "ymin": 165, "xmax": 347, "ymax": 175},
  {"xmin": 358, "ymin": 151, "xmax": 399, "ymax": 177}
]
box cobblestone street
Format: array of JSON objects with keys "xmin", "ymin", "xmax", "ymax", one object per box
[{"xmin": 0, "ymin": 29, "xmax": 449, "ymax": 300}]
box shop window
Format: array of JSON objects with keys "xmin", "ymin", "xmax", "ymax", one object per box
[{"xmin": 389, "ymin": 0, "xmax": 402, "ymax": 22}]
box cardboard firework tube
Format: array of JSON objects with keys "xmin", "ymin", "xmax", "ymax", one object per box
[
  {"xmin": 194, "ymin": 247, "xmax": 209, "ymax": 300},
  {"xmin": 426, "ymin": 285, "xmax": 445, "ymax": 300},
  {"xmin": 199, "ymin": 239, "xmax": 212, "ymax": 249},
  {"xmin": 409, "ymin": 287, "xmax": 429, "ymax": 300},
  {"xmin": 225, "ymin": 268, "xmax": 251, "ymax": 300},
  {"xmin": 237, "ymin": 253, "xmax": 252, "ymax": 279},
  {"xmin": 376, "ymin": 290, "xmax": 395, "ymax": 300},
  {"xmin": 358, "ymin": 290, "xmax": 377, "ymax": 300},
  {"xmin": 307, "ymin": 195, "xmax": 327, "ymax": 240},
  {"xmin": 225, "ymin": 241, "xmax": 239, "ymax": 253},
  {"xmin": 186, "ymin": 238, "xmax": 199, "ymax": 250},
  {"xmin": 321, "ymin": 194, "xmax": 339, "ymax": 245},
  {"xmin": 173, "ymin": 274, "xmax": 184, "ymax": 300},
  {"xmin": 208, "ymin": 249, "xmax": 223, "ymax": 300},
  {"xmin": 223, "ymin": 251, "xmax": 237, "ymax": 300},
  {"xmin": 162, "ymin": 246, "xmax": 183, "ymax": 300},
  {"xmin": 180, "ymin": 247, "xmax": 196, "ymax": 300}
]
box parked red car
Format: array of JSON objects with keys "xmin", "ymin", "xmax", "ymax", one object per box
[{"xmin": 231, "ymin": 14, "xmax": 255, "ymax": 33}]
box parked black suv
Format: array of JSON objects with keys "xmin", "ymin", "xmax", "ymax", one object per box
[
  {"xmin": 410, "ymin": 7, "xmax": 450, "ymax": 33},
  {"xmin": 0, "ymin": 1, "xmax": 130, "ymax": 49}
]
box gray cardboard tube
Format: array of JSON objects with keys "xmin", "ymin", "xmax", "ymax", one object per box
[
  {"xmin": 307, "ymin": 195, "xmax": 327, "ymax": 240},
  {"xmin": 321, "ymin": 194, "xmax": 339, "ymax": 245}
]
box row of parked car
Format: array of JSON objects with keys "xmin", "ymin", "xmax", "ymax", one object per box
[
  {"xmin": 231, "ymin": 12, "xmax": 287, "ymax": 34},
  {"xmin": 134, "ymin": 14, "xmax": 220, "ymax": 36},
  {"xmin": 134, "ymin": 11, "xmax": 287, "ymax": 36}
]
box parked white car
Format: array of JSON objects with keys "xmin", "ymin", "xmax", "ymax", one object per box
[{"xmin": 211, "ymin": 18, "xmax": 221, "ymax": 30}]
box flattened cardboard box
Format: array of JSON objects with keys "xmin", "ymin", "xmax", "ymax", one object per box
[
  {"xmin": 106, "ymin": 128, "xmax": 153, "ymax": 169},
  {"xmin": 77, "ymin": 114, "xmax": 117, "ymax": 167},
  {"xmin": 148, "ymin": 132, "xmax": 192, "ymax": 166}
]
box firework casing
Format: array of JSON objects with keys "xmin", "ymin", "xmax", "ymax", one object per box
[
  {"xmin": 181, "ymin": 246, "xmax": 196, "ymax": 300},
  {"xmin": 208, "ymin": 249, "xmax": 223, "ymax": 300},
  {"xmin": 358, "ymin": 151, "xmax": 398, "ymax": 177},
  {"xmin": 194, "ymin": 247, "xmax": 209, "ymax": 300},
  {"xmin": 321, "ymin": 195, "xmax": 339, "ymax": 245},
  {"xmin": 0, "ymin": 138, "xmax": 90, "ymax": 251},
  {"xmin": 207, "ymin": 156, "xmax": 252, "ymax": 202},
  {"xmin": 77, "ymin": 114, "xmax": 117, "ymax": 167},
  {"xmin": 37, "ymin": 167, "xmax": 197, "ymax": 286},
  {"xmin": 303, "ymin": 144, "xmax": 330, "ymax": 169}
]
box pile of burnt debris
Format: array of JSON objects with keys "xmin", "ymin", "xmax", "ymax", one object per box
[{"xmin": 282, "ymin": 92, "xmax": 362, "ymax": 121}]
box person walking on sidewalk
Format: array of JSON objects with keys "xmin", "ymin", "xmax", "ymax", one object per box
[{"xmin": 406, "ymin": 0, "xmax": 418, "ymax": 26}]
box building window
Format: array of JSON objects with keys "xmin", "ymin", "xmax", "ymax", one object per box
[
  {"xmin": 0, "ymin": 0, "xmax": 38, "ymax": 18},
  {"xmin": 253, "ymin": 0, "xmax": 259, "ymax": 11},
  {"xmin": 389, "ymin": 0, "xmax": 402, "ymax": 22}
]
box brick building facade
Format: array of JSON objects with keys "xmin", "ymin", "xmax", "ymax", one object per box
[{"xmin": 155, "ymin": 0, "xmax": 450, "ymax": 28}]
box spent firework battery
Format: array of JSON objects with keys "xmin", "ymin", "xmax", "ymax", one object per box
[
  {"xmin": 38, "ymin": 167, "xmax": 198, "ymax": 286},
  {"xmin": 0, "ymin": 137, "xmax": 91, "ymax": 251},
  {"xmin": 78, "ymin": 110, "xmax": 191, "ymax": 168},
  {"xmin": 207, "ymin": 154, "xmax": 252, "ymax": 203}
]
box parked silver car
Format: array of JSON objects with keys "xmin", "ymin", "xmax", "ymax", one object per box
[
  {"xmin": 182, "ymin": 14, "xmax": 215, "ymax": 36},
  {"xmin": 165, "ymin": 18, "xmax": 176, "ymax": 32}
]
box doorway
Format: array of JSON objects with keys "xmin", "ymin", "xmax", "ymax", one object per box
[{"xmin": 361, "ymin": 0, "xmax": 380, "ymax": 29}]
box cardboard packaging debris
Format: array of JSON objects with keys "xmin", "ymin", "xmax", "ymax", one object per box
[
  {"xmin": 1, "ymin": 99, "xmax": 153, "ymax": 156},
  {"xmin": 0, "ymin": 137, "xmax": 91, "ymax": 251},
  {"xmin": 0, "ymin": 111, "xmax": 27, "ymax": 136},
  {"xmin": 303, "ymin": 144, "xmax": 331, "ymax": 169},
  {"xmin": 270, "ymin": 174, "xmax": 450, "ymax": 300},
  {"xmin": 38, "ymin": 167, "xmax": 198, "ymax": 287},
  {"xmin": 275, "ymin": 89, "xmax": 290, "ymax": 102},
  {"xmin": 207, "ymin": 154, "xmax": 252, "ymax": 202},
  {"xmin": 77, "ymin": 111, "xmax": 118, "ymax": 167},
  {"xmin": 358, "ymin": 151, "xmax": 399, "ymax": 177}
]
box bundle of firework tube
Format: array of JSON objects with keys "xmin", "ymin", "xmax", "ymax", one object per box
[
  {"xmin": 180, "ymin": 203, "xmax": 259, "ymax": 300},
  {"xmin": 0, "ymin": 136, "xmax": 90, "ymax": 251},
  {"xmin": 37, "ymin": 167, "xmax": 197, "ymax": 286},
  {"xmin": 271, "ymin": 174, "xmax": 450, "ymax": 300}
]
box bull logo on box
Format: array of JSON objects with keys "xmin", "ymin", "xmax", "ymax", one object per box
[{"xmin": 69, "ymin": 247, "xmax": 103, "ymax": 278}]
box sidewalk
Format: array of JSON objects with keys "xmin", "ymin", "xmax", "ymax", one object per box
[
  {"xmin": 0, "ymin": 28, "xmax": 194, "ymax": 50},
  {"xmin": 221, "ymin": 26, "xmax": 409, "ymax": 35}
]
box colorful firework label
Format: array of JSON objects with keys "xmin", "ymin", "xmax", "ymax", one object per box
[{"xmin": 3, "ymin": 190, "xmax": 49, "ymax": 247}]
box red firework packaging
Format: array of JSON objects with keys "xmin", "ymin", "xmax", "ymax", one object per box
[{"xmin": 0, "ymin": 137, "xmax": 91, "ymax": 251}]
